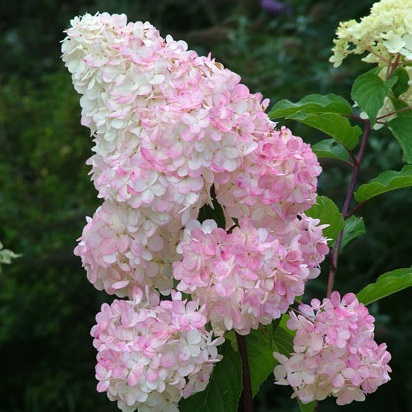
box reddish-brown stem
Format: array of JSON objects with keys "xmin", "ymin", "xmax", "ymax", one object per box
[
  {"xmin": 236, "ymin": 332, "xmax": 254, "ymax": 412},
  {"xmin": 386, "ymin": 54, "xmax": 401, "ymax": 79},
  {"xmin": 376, "ymin": 104, "xmax": 412, "ymax": 122},
  {"xmin": 347, "ymin": 200, "xmax": 367, "ymax": 218},
  {"xmin": 327, "ymin": 119, "xmax": 371, "ymax": 298}
]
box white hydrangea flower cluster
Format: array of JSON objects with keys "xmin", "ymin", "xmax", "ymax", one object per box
[{"xmin": 330, "ymin": 0, "xmax": 412, "ymax": 67}]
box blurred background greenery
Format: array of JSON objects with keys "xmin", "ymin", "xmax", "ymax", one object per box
[{"xmin": 1, "ymin": 0, "xmax": 411, "ymax": 411}]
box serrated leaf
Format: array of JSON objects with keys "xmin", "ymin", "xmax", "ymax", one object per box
[
  {"xmin": 357, "ymin": 268, "xmax": 412, "ymax": 306},
  {"xmin": 340, "ymin": 216, "xmax": 365, "ymax": 250},
  {"xmin": 351, "ymin": 69, "xmax": 398, "ymax": 123},
  {"xmin": 269, "ymin": 93, "xmax": 353, "ymax": 119},
  {"xmin": 287, "ymin": 112, "xmax": 361, "ymax": 149},
  {"xmin": 179, "ymin": 340, "xmax": 242, "ymax": 412},
  {"xmin": 388, "ymin": 117, "xmax": 412, "ymax": 163},
  {"xmin": 354, "ymin": 165, "xmax": 412, "ymax": 203},
  {"xmin": 245, "ymin": 326, "xmax": 277, "ymax": 397},
  {"xmin": 312, "ymin": 139, "xmax": 350, "ymax": 162},
  {"xmin": 305, "ymin": 196, "xmax": 345, "ymax": 245}
]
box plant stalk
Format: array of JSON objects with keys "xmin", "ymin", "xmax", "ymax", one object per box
[
  {"xmin": 236, "ymin": 332, "xmax": 254, "ymax": 412},
  {"xmin": 327, "ymin": 119, "xmax": 371, "ymax": 298}
]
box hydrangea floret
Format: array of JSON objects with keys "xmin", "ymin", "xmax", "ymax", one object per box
[{"xmin": 274, "ymin": 292, "xmax": 392, "ymax": 405}]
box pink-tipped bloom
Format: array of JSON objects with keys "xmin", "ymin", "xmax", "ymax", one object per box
[
  {"xmin": 174, "ymin": 218, "xmax": 327, "ymax": 336},
  {"xmin": 64, "ymin": 12, "xmax": 327, "ymax": 301},
  {"xmin": 92, "ymin": 289, "xmax": 223, "ymax": 412},
  {"xmin": 274, "ymin": 292, "xmax": 392, "ymax": 405},
  {"xmin": 62, "ymin": 13, "xmax": 332, "ymax": 409},
  {"xmin": 61, "ymin": 12, "xmax": 270, "ymax": 224},
  {"xmin": 215, "ymin": 126, "xmax": 322, "ymax": 224},
  {"xmin": 74, "ymin": 200, "xmax": 181, "ymax": 297}
]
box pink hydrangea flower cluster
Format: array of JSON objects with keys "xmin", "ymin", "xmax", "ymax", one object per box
[
  {"xmin": 61, "ymin": 12, "xmax": 269, "ymax": 224},
  {"xmin": 63, "ymin": 12, "xmax": 327, "ymax": 304},
  {"xmin": 174, "ymin": 217, "xmax": 328, "ymax": 335},
  {"xmin": 73, "ymin": 200, "xmax": 181, "ymax": 296},
  {"xmin": 215, "ymin": 126, "xmax": 322, "ymax": 224},
  {"xmin": 62, "ymin": 12, "xmax": 330, "ymax": 410},
  {"xmin": 274, "ymin": 292, "xmax": 392, "ymax": 405},
  {"xmin": 92, "ymin": 289, "xmax": 223, "ymax": 412}
]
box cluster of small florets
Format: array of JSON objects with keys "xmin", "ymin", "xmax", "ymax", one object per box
[
  {"xmin": 62, "ymin": 12, "xmax": 271, "ymax": 224},
  {"xmin": 73, "ymin": 200, "xmax": 181, "ymax": 296},
  {"xmin": 215, "ymin": 126, "xmax": 322, "ymax": 224},
  {"xmin": 62, "ymin": 12, "xmax": 329, "ymax": 411},
  {"xmin": 174, "ymin": 217, "xmax": 328, "ymax": 335},
  {"xmin": 330, "ymin": 0, "xmax": 412, "ymax": 67},
  {"xmin": 63, "ymin": 11, "xmax": 326, "ymax": 305},
  {"xmin": 331, "ymin": 0, "xmax": 412, "ymax": 129},
  {"xmin": 92, "ymin": 289, "xmax": 223, "ymax": 412},
  {"xmin": 274, "ymin": 292, "xmax": 392, "ymax": 405}
]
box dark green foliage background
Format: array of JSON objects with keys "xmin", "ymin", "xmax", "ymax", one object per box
[{"xmin": 1, "ymin": 0, "xmax": 411, "ymax": 411}]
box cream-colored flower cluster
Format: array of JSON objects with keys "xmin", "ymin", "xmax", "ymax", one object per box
[{"xmin": 330, "ymin": 0, "xmax": 412, "ymax": 67}]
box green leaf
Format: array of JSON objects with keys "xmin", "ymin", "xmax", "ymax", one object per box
[
  {"xmin": 312, "ymin": 139, "xmax": 350, "ymax": 162},
  {"xmin": 340, "ymin": 216, "xmax": 365, "ymax": 251},
  {"xmin": 391, "ymin": 66, "xmax": 410, "ymax": 98},
  {"xmin": 305, "ymin": 196, "xmax": 345, "ymax": 245},
  {"xmin": 354, "ymin": 165, "xmax": 412, "ymax": 203},
  {"xmin": 245, "ymin": 326, "xmax": 277, "ymax": 397},
  {"xmin": 388, "ymin": 117, "xmax": 412, "ymax": 163},
  {"xmin": 179, "ymin": 340, "xmax": 242, "ymax": 412},
  {"xmin": 269, "ymin": 94, "xmax": 353, "ymax": 119},
  {"xmin": 278, "ymin": 313, "xmax": 292, "ymax": 332},
  {"xmin": 268, "ymin": 94, "xmax": 360, "ymax": 150},
  {"xmin": 357, "ymin": 268, "xmax": 412, "ymax": 305},
  {"xmin": 273, "ymin": 326, "xmax": 294, "ymax": 358},
  {"xmin": 351, "ymin": 69, "xmax": 398, "ymax": 124},
  {"xmin": 297, "ymin": 399, "xmax": 317, "ymax": 412},
  {"xmin": 287, "ymin": 112, "xmax": 361, "ymax": 149}
]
